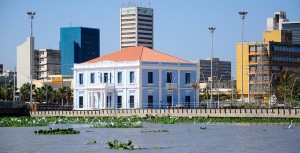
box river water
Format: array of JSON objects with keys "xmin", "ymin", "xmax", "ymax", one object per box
[{"xmin": 0, "ymin": 123, "xmax": 299, "ymax": 153}]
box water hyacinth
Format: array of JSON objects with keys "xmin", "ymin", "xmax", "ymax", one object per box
[
  {"xmin": 34, "ymin": 128, "xmax": 80, "ymax": 135},
  {"xmin": 0, "ymin": 116, "xmax": 299, "ymax": 127}
]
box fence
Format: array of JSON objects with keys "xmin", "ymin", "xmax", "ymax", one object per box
[{"xmin": 30, "ymin": 108, "xmax": 300, "ymax": 118}]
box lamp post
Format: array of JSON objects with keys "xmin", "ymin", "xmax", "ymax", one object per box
[
  {"xmin": 269, "ymin": 73, "xmax": 277, "ymax": 108},
  {"xmin": 291, "ymin": 77, "xmax": 299, "ymax": 106},
  {"xmin": 30, "ymin": 74, "xmax": 33, "ymax": 103},
  {"xmin": 231, "ymin": 77, "xmax": 234, "ymax": 102},
  {"xmin": 208, "ymin": 26, "xmax": 216, "ymax": 108},
  {"xmin": 217, "ymin": 75, "xmax": 225, "ymax": 108},
  {"xmin": 4, "ymin": 70, "xmax": 9, "ymax": 101},
  {"xmin": 201, "ymin": 72, "xmax": 208, "ymax": 108},
  {"xmin": 45, "ymin": 70, "xmax": 52, "ymax": 103},
  {"xmin": 238, "ymin": 11, "xmax": 247, "ymax": 103},
  {"xmin": 27, "ymin": 12, "xmax": 36, "ymax": 37}
]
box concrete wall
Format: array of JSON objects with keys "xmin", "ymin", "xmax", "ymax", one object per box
[{"xmin": 30, "ymin": 108, "xmax": 300, "ymax": 118}]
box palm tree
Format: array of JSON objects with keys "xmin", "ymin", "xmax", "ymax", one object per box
[
  {"xmin": 190, "ymin": 80, "xmax": 199, "ymax": 108},
  {"xmin": 33, "ymin": 87, "xmax": 44, "ymax": 103},
  {"xmin": 58, "ymin": 86, "xmax": 70, "ymax": 105},
  {"xmin": 64, "ymin": 86, "xmax": 73, "ymax": 105},
  {"xmin": 20, "ymin": 83, "xmax": 35, "ymax": 101},
  {"xmin": 49, "ymin": 89, "xmax": 59, "ymax": 104},
  {"xmin": 41, "ymin": 84, "xmax": 53, "ymax": 103}
]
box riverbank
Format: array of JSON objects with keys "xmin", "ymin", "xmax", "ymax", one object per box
[{"xmin": 0, "ymin": 116, "xmax": 298, "ymax": 127}]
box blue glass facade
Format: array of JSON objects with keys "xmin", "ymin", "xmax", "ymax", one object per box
[
  {"xmin": 282, "ymin": 22, "xmax": 300, "ymax": 45},
  {"xmin": 60, "ymin": 27, "xmax": 100, "ymax": 75}
]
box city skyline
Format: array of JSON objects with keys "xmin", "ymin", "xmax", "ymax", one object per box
[{"xmin": 0, "ymin": 0, "xmax": 299, "ymax": 78}]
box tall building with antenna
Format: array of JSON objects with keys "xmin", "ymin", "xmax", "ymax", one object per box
[{"xmin": 120, "ymin": 4, "xmax": 153, "ymax": 49}]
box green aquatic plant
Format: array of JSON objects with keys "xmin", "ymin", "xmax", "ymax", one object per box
[
  {"xmin": 92, "ymin": 122, "xmax": 143, "ymax": 128},
  {"xmin": 34, "ymin": 128, "xmax": 80, "ymax": 135},
  {"xmin": 107, "ymin": 139, "xmax": 134, "ymax": 150}
]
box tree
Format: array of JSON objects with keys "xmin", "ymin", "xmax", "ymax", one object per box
[
  {"xmin": 33, "ymin": 87, "xmax": 44, "ymax": 103},
  {"xmin": 58, "ymin": 86, "xmax": 73, "ymax": 105},
  {"xmin": 41, "ymin": 84, "xmax": 53, "ymax": 103},
  {"xmin": 20, "ymin": 83, "xmax": 35, "ymax": 101},
  {"xmin": 190, "ymin": 80, "xmax": 199, "ymax": 108},
  {"xmin": 274, "ymin": 69, "xmax": 295, "ymax": 103}
]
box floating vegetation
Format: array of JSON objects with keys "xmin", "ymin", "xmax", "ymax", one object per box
[
  {"xmin": 107, "ymin": 139, "xmax": 134, "ymax": 150},
  {"xmin": 92, "ymin": 121, "xmax": 143, "ymax": 128},
  {"xmin": 141, "ymin": 129, "xmax": 169, "ymax": 133},
  {"xmin": 0, "ymin": 116, "xmax": 299, "ymax": 127},
  {"xmin": 34, "ymin": 128, "xmax": 80, "ymax": 135}
]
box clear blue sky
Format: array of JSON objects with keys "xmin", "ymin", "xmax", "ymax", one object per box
[{"xmin": 0, "ymin": 0, "xmax": 299, "ymax": 78}]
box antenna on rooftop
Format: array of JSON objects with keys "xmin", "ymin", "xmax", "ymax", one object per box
[{"xmin": 148, "ymin": 1, "xmax": 151, "ymax": 8}]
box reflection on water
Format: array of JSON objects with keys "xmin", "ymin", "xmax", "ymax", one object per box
[{"xmin": 0, "ymin": 123, "xmax": 299, "ymax": 153}]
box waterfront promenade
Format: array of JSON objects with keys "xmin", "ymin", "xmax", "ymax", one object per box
[{"xmin": 30, "ymin": 108, "xmax": 300, "ymax": 118}]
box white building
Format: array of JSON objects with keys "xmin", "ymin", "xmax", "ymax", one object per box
[
  {"xmin": 120, "ymin": 6, "xmax": 153, "ymax": 49},
  {"xmin": 73, "ymin": 46, "xmax": 199, "ymax": 110},
  {"xmin": 17, "ymin": 37, "xmax": 35, "ymax": 88}
]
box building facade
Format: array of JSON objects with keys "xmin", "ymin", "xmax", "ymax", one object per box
[
  {"xmin": 236, "ymin": 33, "xmax": 300, "ymax": 103},
  {"xmin": 267, "ymin": 11, "xmax": 300, "ymax": 44},
  {"xmin": 35, "ymin": 49, "xmax": 61, "ymax": 80},
  {"xmin": 120, "ymin": 6, "xmax": 153, "ymax": 49},
  {"xmin": 282, "ymin": 21, "xmax": 300, "ymax": 45},
  {"xmin": 60, "ymin": 27, "xmax": 100, "ymax": 75},
  {"xmin": 191, "ymin": 58, "xmax": 231, "ymax": 83},
  {"xmin": 16, "ymin": 37, "xmax": 35, "ymax": 88},
  {"xmin": 73, "ymin": 46, "xmax": 199, "ymax": 110}
]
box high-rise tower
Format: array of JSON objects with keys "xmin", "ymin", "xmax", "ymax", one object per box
[
  {"xmin": 120, "ymin": 5, "xmax": 153, "ymax": 49},
  {"xmin": 60, "ymin": 27, "xmax": 100, "ymax": 75}
]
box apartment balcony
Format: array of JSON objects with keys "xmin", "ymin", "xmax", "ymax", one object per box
[
  {"xmin": 249, "ymin": 80, "xmax": 270, "ymax": 84},
  {"xmin": 165, "ymin": 83, "xmax": 177, "ymax": 90},
  {"xmin": 86, "ymin": 83, "xmax": 115, "ymax": 89},
  {"xmin": 249, "ymin": 51, "xmax": 268, "ymax": 56}
]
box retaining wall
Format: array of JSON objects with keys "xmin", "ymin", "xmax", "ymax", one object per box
[{"xmin": 30, "ymin": 108, "xmax": 300, "ymax": 118}]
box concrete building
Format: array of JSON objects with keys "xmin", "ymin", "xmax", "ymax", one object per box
[
  {"xmin": 120, "ymin": 6, "xmax": 153, "ymax": 49},
  {"xmin": 191, "ymin": 58, "xmax": 231, "ymax": 83},
  {"xmin": 267, "ymin": 11, "xmax": 300, "ymax": 44},
  {"xmin": 73, "ymin": 46, "xmax": 199, "ymax": 110},
  {"xmin": 60, "ymin": 27, "xmax": 100, "ymax": 75},
  {"xmin": 16, "ymin": 37, "xmax": 35, "ymax": 88},
  {"xmin": 282, "ymin": 21, "xmax": 300, "ymax": 45},
  {"xmin": 236, "ymin": 31, "xmax": 300, "ymax": 103},
  {"xmin": 237, "ymin": 11, "xmax": 300, "ymax": 103},
  {"xmin": 33, "ymin": 75, "xmax": 73, "ymax": 89},
  {"xmin": 35, "ymin": 49, "xmax": 61, "ymax": 80}
]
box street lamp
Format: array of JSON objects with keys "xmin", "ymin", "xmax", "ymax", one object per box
[
  {"xmin": 30, "ymin": 74, "xmax": 33, "ymax": 103},
  {"xmin": 27, "ymin": 12, "xmax": 36, "ymax": 37},
  {"xmin": 217, "ymin": 75, "xmax": 225, "ymax": 108},
  {"xmin": 238, "ymin": 11, "xmax": 247, "ymax": 103},
  {"xmin": 45, "ymin": 70, "xmax": 52, "ymax": 103},
  {"xmin": 269, "ymin": 73, "xmax": 277, "ymax": 108},
  {"xmin": 231, "ymin": 77, "xmax": 234, "ymax": 102},
  {"xmin": 291, "ymin": 77, "xmax": 299, "ymax": 106},
  {"xmin": 208, "ymin": 26, "xmax": 216, "ymax": 108},
  {"xmin": 4, "ymin": 70, "xmax": 9, "ymax": 101}
]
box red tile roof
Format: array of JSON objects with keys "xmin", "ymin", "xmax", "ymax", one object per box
[{"xmin": 85, "ymin": 46, "xmax": 190, "ymax": 63}]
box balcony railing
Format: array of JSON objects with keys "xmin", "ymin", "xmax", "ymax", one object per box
[
  {"xmin": 87, "ymin": 83, "xmax": 115, "ymax": 89},
  {"xmin": 165, "ymin": 83, "xmax": 177, "ymax": 90}
]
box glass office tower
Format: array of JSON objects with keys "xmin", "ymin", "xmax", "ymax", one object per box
[{"xmin": 60, "ymin": 27, "xmax": 100, "ymax": 75}]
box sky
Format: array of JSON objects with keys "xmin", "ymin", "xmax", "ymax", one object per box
[{"xmin": 0, "ymin": 0, "xmax": 299, "ymax": 78}]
